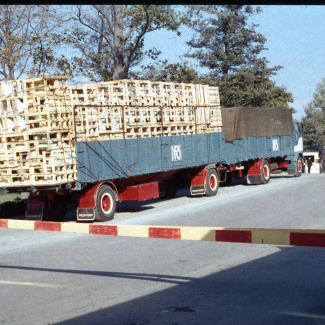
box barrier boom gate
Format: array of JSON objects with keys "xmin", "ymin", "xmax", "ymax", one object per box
[{"xmin": 1, "ymin": 219, "xmax": 325, "ymax": 248}]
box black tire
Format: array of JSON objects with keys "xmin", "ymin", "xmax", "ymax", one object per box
[
  {"xmin": 43, "ymin": 196, "xmax": 67, "ymax": 222},
  {"xmin": 95, "ymin": 185, "xmax": 116, "ymax": 222},
  {"xmin": 164, "ymin": 180, "xmax": 179, "ymax": 198},
  {"xmin": 261, "ymin": 159, "xmax": 271, "ymax": 184},
  {"xmin": 205, "ymin": 169, "xmax": 219, "ymax": 196},
  {"xmin": 294, "ymin": 156, "xmax": 303, "ymax": 177}
]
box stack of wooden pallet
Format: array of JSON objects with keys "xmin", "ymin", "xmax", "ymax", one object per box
[
  {"xmin": 72, "ymin": 79, "xmax": 221, "ymax": 140},
  {"xmin": 72, "ymin": 79, "xmax": 220, "ymax": 107},
  {"xmin": 0, "ymin": 76, "xmax": 221, "ymax": 187}
]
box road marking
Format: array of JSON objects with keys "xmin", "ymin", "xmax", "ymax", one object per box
[
  {"xmin": 0, "ymin": 280, "xmax": 69, "ymax": 288},
  {"xmin": 1, "ymin": 219, "xmax": 325, "ymax": 247}
]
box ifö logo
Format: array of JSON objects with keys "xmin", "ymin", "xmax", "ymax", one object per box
[
  {"xmin": 171, "ymin": 145, "xmax": 182, "ymax": 162},
  {"xmin": 272, "ymin": 139, "xmax": 279, "ymax": 151}
]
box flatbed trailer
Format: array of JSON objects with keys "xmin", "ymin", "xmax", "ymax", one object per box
[
  {"xmin": 0, "ymin": 77, "xmax": 303, "ymax": 222},
  {"xmin": 23, "ymin": 106, "xmax": 302, "ymax": 222}
]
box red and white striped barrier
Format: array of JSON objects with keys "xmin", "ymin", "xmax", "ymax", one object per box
[{"xmin": 1, "ymin": 219, "xmax": 325, "ymax": 247}]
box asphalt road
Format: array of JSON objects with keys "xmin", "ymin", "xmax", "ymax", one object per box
[{"xmin": 1, "ymin": 173, "xmax": 325, "ymax": 325}]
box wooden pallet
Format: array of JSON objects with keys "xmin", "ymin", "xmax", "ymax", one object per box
[{"xmin": 0, "ymin": 76, "xmax": 221, "ymax": 187}]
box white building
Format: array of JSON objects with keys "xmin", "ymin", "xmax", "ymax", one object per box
[{"xmin": 303, "ymin": 150, "xmax": 320, "ymax": 173}]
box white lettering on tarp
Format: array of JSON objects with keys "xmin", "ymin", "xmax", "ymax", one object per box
[
  {"xmin": 272, "ymin": 139, "xmax": 279, "ymax": 151},
  {"xmin": 171, "ymin": 145, "xmax": 182, "ymax": 162}
]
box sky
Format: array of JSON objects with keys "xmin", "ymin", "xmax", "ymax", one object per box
[{"xmin": 143, "ymin": 5, "xmax": 325, "ymax": 121}]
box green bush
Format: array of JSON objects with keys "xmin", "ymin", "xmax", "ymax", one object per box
[{"xmin": 0, "ymin": 197, "xmax": 27, "ymax": 218}]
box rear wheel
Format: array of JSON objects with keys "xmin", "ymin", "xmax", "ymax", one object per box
[
  {"xmin": 205, "ymin": 169, "xmax": 219, "ymax": 196},
  {"xmin": 261, "ymin": 160, "xmax": 271, "ymax": 184},
  {"xmin": 294, "ymin": 156, "xmax": 303, "ymax": 177},
  {"xmin": 95, "ymin": 185, "xmax": 116, "ymax": 222}
]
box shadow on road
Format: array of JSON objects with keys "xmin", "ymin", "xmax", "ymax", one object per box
[
  {"xmin": 2, "ymin": 245, "xmax": 325, "ymax": 325},
  {"xmin": 0, "ymin": 264, "xmax": 193, "ymax": 285},
  {"xmin": 57, "ymin": 245, "xmax": 325, "ymax": 324}
]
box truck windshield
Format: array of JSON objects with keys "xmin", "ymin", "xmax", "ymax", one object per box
[{"xmin": 293, "ymin": 123, "xmax": 302, "ymax": 134}]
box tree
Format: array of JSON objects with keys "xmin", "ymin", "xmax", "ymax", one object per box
[
  {"xmin": 219, "ymin": 60, "xmax": 293, "ymax": 109},
  {"xmin": 186, "ymin": 5, "xmax": 293, "ymax": 108},
  {"xmin": 187, "ymin": 5, "xmax": 266, "ymax": 76},
  {"xmin": 0, "ymin": 5, "xmax": 64, "ymax": 80},
  {"xmin": 64, "ymin": 5, "xmax": 182, "ymax": 82},
  {"xmin": 302, "ymin": 78, "xmax": 325, "ymax": 147}
]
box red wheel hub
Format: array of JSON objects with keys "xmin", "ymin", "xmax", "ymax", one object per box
[
  {"xmin": 263, "ymin": 165, "xmax": 269, "ymax": 178},
  {"xmin": 101, "ymin": 194, "xmax": 112, "ymax": 213},
  {"xmin": 210, "ymin": 175, "xmax": 216, "ymax": 190}
]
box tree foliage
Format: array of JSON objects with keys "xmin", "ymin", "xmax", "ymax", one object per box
[
  {"xmin": 218, "ymin": 60, "xmax": 293, "ymax": 108},
  {"xmin": 62, "ymin": 5, "xmax": 182, "ymax": 82},
  {"xmin": 185, "ymin": 5, "xmax": 293, "ymax": 108},
  {"xmin": 0, "ymin": 5, "xmax": 64, "ymax": 80},
  {"xmin": 186, "ymin": 5, "xmax": 266, "ymax": 76},
  {"xmin": 302, "ymin": 78, "xmax": 325, "ymax": 147}
]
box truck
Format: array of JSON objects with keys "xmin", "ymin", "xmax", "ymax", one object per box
[{"xmin": 0, "ymin": 76, "xmax": 303, "ymax": 222}]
